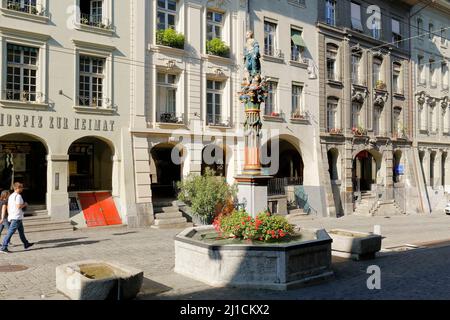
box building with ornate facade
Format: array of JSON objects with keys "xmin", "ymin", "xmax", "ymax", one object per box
[
  {"xmin": 408, "ymin": 0, "xmax": 450, "ymax": 213},
  {"xmin": 316, "ymin": 0, "xmax": 424, "ymax": 216},
  {"xmin": 130, "ymin": 0, "xmax": 326, "ymax": 227},
  {"xmin": 1, "ymin": 0, "xmax": 449, "ymax": 230}
]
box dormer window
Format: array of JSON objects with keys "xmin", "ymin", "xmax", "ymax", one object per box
[
  {"xmin": 325, "ymin": 0, "xmax": 336, "ymax": 26},
  {"xmin": 391, "ymin": 19, "xmax": 401, "ymax": 47},
  {"xmin": 351, "ymin": 2, "xmax": 363, "ymax": 32},
  {"xmin": 371, "ymin": 16, "xmax": 381, "ymax": 40}
]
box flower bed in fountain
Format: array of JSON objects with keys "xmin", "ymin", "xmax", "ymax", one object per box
[{"xmin": 174, "ymin": 210, "xmax": 334, "ymax": 290}]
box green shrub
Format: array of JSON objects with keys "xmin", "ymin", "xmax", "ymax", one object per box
[
  {"xmin": 213, "ymin": 210, "xmax": 295, "ymax": 242},
  {"xmin": 156, "ymin": 28, "xmax": 185, "ymax": 49},
  {"xmin": 206, "ymin": 38, "xmax": 230, "ymax": 57},
  {"xmin": 177, "ymin": 168, "xmax": 237, "ymax": 223}
]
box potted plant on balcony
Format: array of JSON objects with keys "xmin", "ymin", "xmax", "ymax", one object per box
[
  {"xmin": 375, "ymin": 80, "xmax": 386, "ymax": 90},
  {"xmin": 270, "ymin": 111, "xmax": 280, "ymax": 117},
  {"xmin": 329, "ymin": 128, "xmax": 342, "ymax": 135},
  {"xmin": 206, "ymin": 38, "xmax": 230, "ymax": 58},
  {"xmin": 291, "ymin": 109, "xmax": 306, "ymax": 120},
  {"xmin": 352, "ymin": 125, "xmax": 367, "ymax": 136},
  {"xmin": 7, "ymin": 2, "xmax": 21, "ymax": 11},
  {"xmin": 156, "ymin": 28, "xmax": 185, "ymax": 50}
]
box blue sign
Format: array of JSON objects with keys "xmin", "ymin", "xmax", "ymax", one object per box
[{"xmin": 395, "ymin": 164, "xmax": 405, "ymax": 175}]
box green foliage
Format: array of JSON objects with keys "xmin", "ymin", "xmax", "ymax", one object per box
[
  {"xmin": 206, "ymin": 38, "xmax": 230, "ymax": 57},
  {"xmin": 213, "ymin": 210, "xmax": 295, "ymax": 242},
  {"xmin": 156, "ymin": 28, "xmax": 185, "ymax": 49},
  {"xmin": 177, "ymin": 168, "xmax": 237, "ymax": 222}
]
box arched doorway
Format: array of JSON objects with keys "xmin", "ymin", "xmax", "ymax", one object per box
[
  {"xmin": 393, "ymin": 150, "xmax": 402, "ymax": 183},
  {"xmin": 0, "ymin": 134, "xmax": 47, "ymax": 204},
  {"xmin": 201, "ymin": 144, "xmax": 226, "ymax": 177},
  {"xmin": 430, "ymin": 151, "xmax": 436, "ymax": 187},
  {"xmin": 327, "ymin": 148, "xmax": 339, "ymax": 181},
  {"xmin": 352, "ymin": 150, "xmax": 381, "ymax": 192},
  {"xmin": 262, "ymin": 138, "xmax": 304, "ymax": 202},
  {"xmin": 262, "ymin": 139, "xmax": 304, "ymax": 180},
  {"xmin": 68, "ymin": 137, "xmax": 113, "ymax": 192},
  {"xmin": 151, "ymin": 143, "xmax": 182, "ymax": 199}
]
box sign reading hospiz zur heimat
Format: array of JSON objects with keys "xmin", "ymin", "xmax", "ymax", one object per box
[{"xmin": 0, "ymin": 112, "xmax": 115, "ymax": 132}]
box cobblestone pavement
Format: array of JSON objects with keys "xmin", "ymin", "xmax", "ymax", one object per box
[{"xmin": 0, "ymin": 213, "xmax": 449, "ymax": 300}]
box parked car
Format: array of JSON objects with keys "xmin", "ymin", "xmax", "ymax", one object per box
[{"xmin": 445, "ymin": 203, "xmax": 450, "ymax": 215}]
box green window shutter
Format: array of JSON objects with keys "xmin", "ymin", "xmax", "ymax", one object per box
[{"xmin": 291, "ymin": 31, "xmax": 306, "ymax": 48}]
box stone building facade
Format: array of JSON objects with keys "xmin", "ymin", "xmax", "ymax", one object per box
[
  {"xmin": 316, "ymin": 0, "xmax": 422, "ymax": 216},
  {"xmin": 409, "ymin": 0, "xmax": 450, "ymax": 213}
]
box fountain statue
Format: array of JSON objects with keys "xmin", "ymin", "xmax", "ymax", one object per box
[{"xmin": 235, "ymin": 31, "xmax": 271, "ymax": 217}]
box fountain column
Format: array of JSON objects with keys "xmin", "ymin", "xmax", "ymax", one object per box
[{"xmin": 235, "ymin": 31, "xmax": 272, "ymax": 218}]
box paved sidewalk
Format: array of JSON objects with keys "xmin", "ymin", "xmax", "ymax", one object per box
[
  {"xmin": 288, "ymin": 212, "xmax": 450, "ymax": 248},
  {"xmin": 0, "ymin": 213, "xmax": 449, "ymax": 300}
]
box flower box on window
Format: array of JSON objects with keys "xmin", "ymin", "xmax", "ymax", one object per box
[
  {"xmin": 375, "ymin": 80, "xmax": 386, "ymax": 91},
  {"xmin": 329, "ymin": 128, "xmax": 342, "ymax": 135},
  {"xmin": 352, "ymin": 126, "xmax": 367, "ymax": 136},
  {"xmin": 206, "ymin": 38, "xmax": 230, "ymax": 58},
  {"xmin": 156, "ymin": 29, "xmax": 185, "ymax": 50}
]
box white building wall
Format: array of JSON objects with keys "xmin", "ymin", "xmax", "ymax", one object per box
[
  {"xmin": 0, "ymin": 0, "xmax": 136, "ymax": 224},
  {"xmin": 130, "ymin": 0, "xmax": 326, "ymax": 216}
]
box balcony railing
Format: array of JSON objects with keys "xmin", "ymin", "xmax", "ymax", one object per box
[
  {"xmin": 3, "ymin": 89, "xmax": 44, "ymax": 103},
  {"xmin": 79, "ymin": 13, "xmax": 112, "ymax": 30},
  {"xmin": 77, "ymin": 95, "xmax": 104, "ymax": 108},
  {"xmin": 207, "ymin": 114, "xmax": 230, "ymax": 127},
  {"xmin": 291, "ymin": 110, "xmax": 309, "ymax": 121},
  {"xmin": 157, "ymin": 112, "xmax": 184, "ymax": 124},
  {"xmin": 5, "ymin": 0, "xmax": 46, "ymax": 16},
  {"xmin": 268, "ymin": 177, "xmax": 303, "ymax": 196}
]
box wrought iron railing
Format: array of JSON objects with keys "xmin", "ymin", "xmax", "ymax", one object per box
[
  {"xmin": 6, "ymin": 0, "xmax": 46, "ymax": 16},
  {"xmin": 157, "ymin": 112, "xmax": 184, "ymax": 124},
  {"xmin": 268, "ymin": 177, "xmax": 303, "ymax": 196},
  {"xmin": 79, "ymin": 13, "xmax": 112, "ymax": 30},
  {"xmin": 3, "ymin": 89, "xmax": 44, "ymax": 103},
  {"xmin": 207, "ymin": 114, "xmax": 230, "ymax": 127}
]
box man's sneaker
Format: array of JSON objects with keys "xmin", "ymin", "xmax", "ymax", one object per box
[
  {"xmin": 24, "ymin": 243, "xmax": 34, "ymax": 250},
  {"xmin": 0, "ymin": 248, "xmax": 11, "ymax": 254}
]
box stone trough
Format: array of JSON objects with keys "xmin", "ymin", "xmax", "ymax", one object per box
[
  {"xmin": 328, "ymin": 229, "xmax": 382, "ymax": 260},
  {"xmin": 174, "ymin": 226, "xmax": 334, "ymax": 291},
  {"xmin": 56, "ymin": 260, "xmax": 143, "ymax": 300}
]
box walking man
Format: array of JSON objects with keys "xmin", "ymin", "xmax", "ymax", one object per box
[{"xmin": 1, "ymin": 182, "xmax": 34, "ymax": 253}]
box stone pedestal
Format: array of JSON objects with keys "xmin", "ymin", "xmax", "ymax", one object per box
[{"xmin": 235, "ymin": 175, "xmax": 271, "ymax": 217}]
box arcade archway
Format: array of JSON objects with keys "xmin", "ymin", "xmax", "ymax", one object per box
[
  {"xmin": 68, "ymin": 137, "xmax": 113, "ymax": 192},
  {"xmin": 352, "ymin": 150, "xmax": 382, "ymax": 192},
  {"xmin": 201, "ymin": 144, "xmax": 227, "ymax": 177},
  {"xmin": 262, "ymin": 138, "xmax": 304, "ymax": 181},
  {"xmin": 0, "ymin": 133, "xmax": 47, "ymax": 204},
  {"xmin": 150, "ymin": 143, "xmax": 182, "ymax": 199}
]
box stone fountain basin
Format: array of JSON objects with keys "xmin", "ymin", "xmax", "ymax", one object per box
[
  {"xmin": 174, "ymin": 226, "xmax": 334, "ymax": 291},
  {"xmin": 56, "ymin": 260, "xmax": 143, "ymax": 300},
  {"xmin": 328, "ymin": 229, "xmax": 382, "ymax": 260}
]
